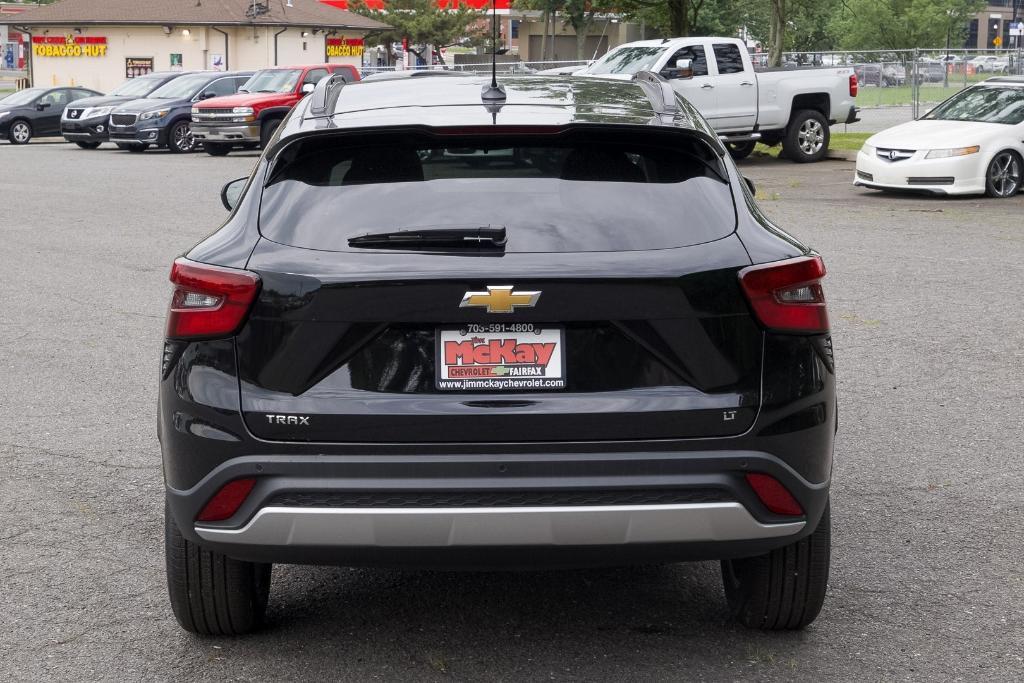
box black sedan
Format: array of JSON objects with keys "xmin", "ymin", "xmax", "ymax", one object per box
[{"xmin": 0, "ymin": 86, "xmax": 102, "ymax": 144}]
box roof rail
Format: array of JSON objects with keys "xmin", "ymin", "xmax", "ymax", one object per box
[
  {"xmin": 633, "ymin": 70, "xmax": 679, "ymax": 116},
  {"xmin": 309, "ymin": 72, "xmax": 351, "ymax": 117}
]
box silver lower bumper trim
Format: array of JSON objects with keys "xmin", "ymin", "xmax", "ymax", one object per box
[{"xmin": 195, "ymin": 503, "xmax": 805, "ymax": 548}]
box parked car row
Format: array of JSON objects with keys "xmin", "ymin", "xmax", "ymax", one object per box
[{"xmin": 1, "ymin": 63, "xmax": 360, "ymax": 153}]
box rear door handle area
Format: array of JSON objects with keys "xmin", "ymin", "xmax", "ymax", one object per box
[
  {"xmin": 740, "ymin": 81, "xmax": 754, "ymax": 86},
  {"xmin": 701, "ymin": 83, "xmax": 715, "ymax": 89}
]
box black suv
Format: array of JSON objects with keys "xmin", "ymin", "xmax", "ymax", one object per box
[
  {"xmin": 160, "ymin": 72, "xmax": 836, "ymax": 635},
  {"xmin": 109, "ymin": 71, "xmax": 252, "ymax": 153},
  {"xmin": 61, "ymin": 72, "xmax": 185, "ymax": 149}
]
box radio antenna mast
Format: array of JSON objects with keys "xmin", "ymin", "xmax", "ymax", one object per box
[{"xmin": 481, "ymin": 0, "xmax": 506, "ymax": 101}]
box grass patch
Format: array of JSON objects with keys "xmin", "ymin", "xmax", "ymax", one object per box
[
  {"xmin": 828, "ymin": 132, "xmax": 872, "ymax": 151},
  {"xmin": 753, "ymin": 132, "xmax": 871, "ymax": 158}
]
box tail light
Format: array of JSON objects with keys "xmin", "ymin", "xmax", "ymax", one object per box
[
  {"xmin": 738, "ymin": 255, "xmax": 829, "ymax": 333},
  {"xmin": 196, "ymin": 478, "xmax": 257, "ymax": 522},
  {"xmin": 166, "ymin": 258, "xmax": 260, "ymax": 339},
  {"xmin": 745, "ymin": 473, "xmax": 803, "ymax": 516},
  {"xmin": 849, "ymin": 73, "xmax": 858, "ymax": 97}
]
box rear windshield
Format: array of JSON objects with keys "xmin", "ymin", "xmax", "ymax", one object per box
[{"xmin": 260, "ymin": 131, "xmax": 734, "ymax": 253}]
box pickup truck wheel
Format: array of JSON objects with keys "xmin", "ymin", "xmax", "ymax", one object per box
[
  {"xmin": 260, "ymin": 119, "xmax": 282, "ymax": 149},
  {"xmin": 204, "ymin": 142, "xmax": 231, "ymax": 157},
  {"xmin": 782, "ymin": 110, "xmax": 829, "ymax": 163},
  {"xmin": 726, "ymin": 141, "xmax": 756, "ymax": 161},
  {"xmin": 165, "ymin": 500, "xmax": 271, "ymax": 635},
  {"xmin": 721, "ymin": 500, "xmax": 830, "ymax": 630}
]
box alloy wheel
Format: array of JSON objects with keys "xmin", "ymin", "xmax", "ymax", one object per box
[
  {"xmin": 797, "ymin": 119, "xmax": 824, "ymax": 156},
  {"xmin": 173, "ymin": 122, "xmax": 195, "ymax": 152},
  {"xmin": 988, "ymin": 152, "xmax": 1021, "ymax": 198},
  {"xmin": 11, "ymin": 122, "xmax": 30, "ymax": 143}
]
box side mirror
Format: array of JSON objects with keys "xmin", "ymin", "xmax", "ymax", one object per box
[
  {"xmin": 37, "ymin": 102, "xmax": 51, "ymax": 111},
  {"xmin": 200, "ymin": 92, "xmax": 217, "ymax": 100},
  {"xmin": 220, "ymin": 177, "xmax": 247, "ymax": 212},
  {"xmin": 675, "ymin": 58, "xmax": 694, "ymax": 79},
  {"xmin": 743, "ymin": 176, "xmax": 756, "ymax": 195},
  {"xmin": 301, "ymin": 83, "xmax": 315, "ymax": 94}
]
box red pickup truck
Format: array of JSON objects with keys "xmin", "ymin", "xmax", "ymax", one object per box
[{"xmin": 191, "ymin": 63, "xmax": 359, "ymax": 156}]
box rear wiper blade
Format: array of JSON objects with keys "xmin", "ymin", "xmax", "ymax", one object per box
[{"xmin": 348, "ymin": 226, "xmax": 507, "ymax": 250}]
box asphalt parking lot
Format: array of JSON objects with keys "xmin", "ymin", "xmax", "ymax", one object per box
[{"xmin": 1, "ymin": 143, "xmax": 1022, "ymax": 681}]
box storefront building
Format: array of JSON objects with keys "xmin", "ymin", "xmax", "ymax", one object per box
[{"xmin": 10, "ymin": 0, "xmax": 388, "ymax": 93}]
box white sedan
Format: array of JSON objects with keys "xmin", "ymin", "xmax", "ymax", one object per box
[{"xmin": 854, "ymin": 78, "xmax": 1024, "ymax": 198}]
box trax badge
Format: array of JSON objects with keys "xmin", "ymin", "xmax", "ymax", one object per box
[
  {"xmin": 266, "ymin": 414, "xmax": 310, "ymax": 426},
  {"xmin": 459, "ymin": 286, "xmax": 541, "ymax": 314}
]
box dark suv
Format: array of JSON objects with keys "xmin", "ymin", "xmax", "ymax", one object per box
[
  {"xmin": 160, "ymin": 71, "xmax": 836, "ymax": 635},
  {"xmin": 108, "ymin": 71, "xmax": 252, "ymax": 153},
  {"xmin": 61, "ymin": 72, "xmax": 185, "ymax": 148}
]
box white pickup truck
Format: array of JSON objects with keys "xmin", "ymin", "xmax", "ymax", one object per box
[{"xmin": 562, "ymin": 37, "xmax": 860, "ymax": 163}]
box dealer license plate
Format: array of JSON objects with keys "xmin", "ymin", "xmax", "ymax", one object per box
[{"xmin": 436, "ymin": 324, "xmax": 566, "ymax": 391}]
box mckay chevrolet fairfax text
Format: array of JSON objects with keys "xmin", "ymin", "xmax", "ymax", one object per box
[{"xmin": 159, "ymin": 70, "xmax": 837, "ymax": 635}]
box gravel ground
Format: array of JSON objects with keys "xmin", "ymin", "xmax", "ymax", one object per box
[{"xmin": 1, "ymin": 144, "xmax": 1022, "ymax": 681}]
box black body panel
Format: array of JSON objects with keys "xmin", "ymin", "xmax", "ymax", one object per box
[{"xmin": 160, "ymin": 79, "xmax": 836, "ymax": 570}]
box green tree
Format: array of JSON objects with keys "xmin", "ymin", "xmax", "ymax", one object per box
[
  {"xmin": 349, "ymin": 0, "xmax": 487, "ymax": 65},
  {"xmin": 830, "ymin": 0, "xmax": 985, "ymax": 52},
  {"xmin": 617, "ymin": 0, "xmax": 740, "ymax": 37}
]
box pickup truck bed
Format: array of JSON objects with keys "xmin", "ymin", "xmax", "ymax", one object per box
[{"xmin": 576, "ymin": 37, "xmax": 859, "ymax": 162}]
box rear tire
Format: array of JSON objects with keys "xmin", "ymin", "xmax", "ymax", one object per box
[
  {"xmin": 204, "ymin": 142, "xmax": 231, "ymax": 157},
  {"xmin": 721, "ymin": 500, "xmax": 830, "ymax": 630},
  {"xmin": 75, "ymin": 141, "xmax": 101, "ymax": 150},
  {"xmin": 782, "ymin": 109, "xmax": 829, "ymax": 163},
  {"xmin": 260, "ymin": 118, "xmax": 282, "ymax": 149},
  {"xmin": 726, "ymin": 141, "xmax": 756, "ymax": 161},
  {"xmin": 165, "ymin": 500, "xmax": 271, "ymax": 635}
]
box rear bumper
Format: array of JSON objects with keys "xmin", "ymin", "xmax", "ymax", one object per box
[
  {"xmin": 844, "ymin": 106, "xmax": 860, "ymax": 125},
  {"xmin": 167, "ymin": 450, "xmax": 828, "ymax": 567},
  {"xmin": 191, "ymin": 122, "xmax": 259, "ymax": 143},
  {"xmin": 196, "ymin": 502, "xmax": 805, "ymax": 547}
]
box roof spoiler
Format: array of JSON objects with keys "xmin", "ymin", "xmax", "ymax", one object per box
[
  {"xmin": 308, "ymin": 72, "xmax": 351, "ymax": 117},
  {"xmin": 632, "ymin": 71, "xmax": 679, "ymax": 118}
]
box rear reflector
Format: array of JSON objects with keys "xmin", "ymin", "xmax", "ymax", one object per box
[
  {"xmin": 745, "ymin": 473, "xmax": 803, "ymax": 516},
  {"xmin": 196, "ymin": 478, "xmax": 257, "ymax": 522},
  {"xmin": 166, "ymin": 258, "xmax": 260, "ymax": 339},
  {"xmin": 849, "ymin": 73, "xmax": 858, "ymax": 97},
  {"xmin": 738, "ymin": 255, "xmax": 829, "ymax": 333}
]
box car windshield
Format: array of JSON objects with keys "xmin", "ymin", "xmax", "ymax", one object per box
[
  {"xmin": 922, "ymin": 86, "xmax": 1024, "ymax": 125},
  {"xmin": 110, "ymin": 76, "xmax": 165, "ymax": 97},
  {"xmin": 585, "ymin": 46, "xmax": 666, "ymax": 75},
  {"xmin": 1, "ymin": 88, "xmax": 46, "ymax": 106},
  {"xmin": 239, "ymin": 69, "xmax": 302, "ymax": 93},
  {"xmin": 260, "ymin": 132, "xmax": 733, "ymax": 253},
  {"xmin": 148, "ymin": 73, "xmax": 212, "ymax": 99}
]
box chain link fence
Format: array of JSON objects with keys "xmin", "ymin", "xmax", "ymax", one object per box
[{"xmin": 781, "ymin": 47, "xmax": 1023, "ymax": 119}]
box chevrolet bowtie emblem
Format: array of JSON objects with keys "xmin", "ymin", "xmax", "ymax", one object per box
[{"xmin": 459, "ymin": 286, "xmax": 541, "ymax": 314}]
